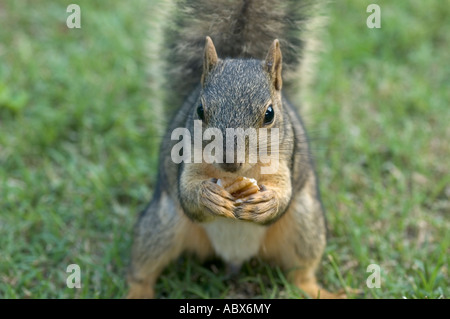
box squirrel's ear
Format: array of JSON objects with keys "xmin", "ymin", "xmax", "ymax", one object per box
[
  {"xmin": 201, "ymin": 36, "xmax": 219, "ymax": 86},
  {"xmin": 264, "ymin": 39, "xmax": 283, "ymax": 91}
]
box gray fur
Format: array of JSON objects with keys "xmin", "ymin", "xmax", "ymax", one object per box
[
  {"xmin": 203, "ymin": 59, "xmax": 271, "ymax": 130},
  {"xmin": 164, "ymin": 0, "xmax": 318, "ymax": 115}
]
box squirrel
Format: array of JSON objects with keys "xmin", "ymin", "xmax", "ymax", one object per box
[{"xmin": 127, "ymin": 0, "xmax": 345, "ymax": 299}]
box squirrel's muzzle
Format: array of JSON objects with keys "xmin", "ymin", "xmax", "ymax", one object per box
[{"xmin": 220, "ymin": 162, "xmax": 242, "ymax": 173}]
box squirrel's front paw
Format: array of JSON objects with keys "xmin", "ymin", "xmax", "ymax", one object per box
[
  {"xmin": 234, "ymin": 185, "xmax": 279, "ymax": 224},
  {"xmin": 199, "ymin": 179, "xmax": 236, "ymax": 219}
]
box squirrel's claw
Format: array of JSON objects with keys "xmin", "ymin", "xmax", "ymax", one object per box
[
  {"xmin": 234, "ymin": 189, "xmax": 279, "ymax": 224},
  {"xmin": 200, "ymin": 180, "xmax": 236, "ymax": 219}
]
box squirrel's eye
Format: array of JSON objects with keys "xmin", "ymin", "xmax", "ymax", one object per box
[
  {"xmin": 197, "ymin": 104, "xmax": 205, "ymax": 121},
  {"xmin": 264, "ymin": 105, "xmax": 274, "ymax": 125}
]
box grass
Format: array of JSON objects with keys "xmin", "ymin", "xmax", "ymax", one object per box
[{"xmin": 0, "ymin": 0, "xmax": 448, "ymax": 299}]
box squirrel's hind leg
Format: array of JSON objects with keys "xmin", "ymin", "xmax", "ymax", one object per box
[
  {"xmin": 259, "ymin": 187, "xmax": 345, "ymax": 298},
  {"xmin": 126, "ymin": 191, "xmax": 213, "ymax": 299}
]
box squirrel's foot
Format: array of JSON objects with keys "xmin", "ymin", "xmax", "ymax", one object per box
[
  {"xmin": 200, "ymin": 179, "xmax": 236, "ymax": 219},
  {"xmin": 336, "ymin": 287, "xmax": 363, "ymax": 298},
  {"xmin": 295, "ymin": 280, "xmax": 347, "ymax": 299},
  {"xmin": 126, "ymin": 283, "xmax": 155, "ymax": 299},
  {"xmin": 296, "ymin": 280, "xmax": 361, "ymax": 299}
]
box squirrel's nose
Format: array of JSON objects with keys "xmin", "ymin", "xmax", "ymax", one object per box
[{"xmin": 220, "ymin": 162, "xmax": 242, "ymax": 173}]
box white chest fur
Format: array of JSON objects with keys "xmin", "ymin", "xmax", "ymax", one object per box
[{"xmin": 202, "ymin": 218, "xmax": 267, "ymax": 266}]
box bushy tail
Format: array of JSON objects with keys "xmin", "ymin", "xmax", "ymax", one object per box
[{"xmin": 163, "ymin": 0, "xmax": 321, "ymax": 114}]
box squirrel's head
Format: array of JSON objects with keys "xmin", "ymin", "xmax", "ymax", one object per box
[{"xmin": 196, "ymin": 37, "xmax": 284, "ymax": 174}]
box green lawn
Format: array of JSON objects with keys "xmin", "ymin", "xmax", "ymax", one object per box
[{"xmin": 0, "ymin": 0, "xmax": 448, "ymax": 298}]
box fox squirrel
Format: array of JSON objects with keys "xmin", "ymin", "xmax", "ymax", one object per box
[{"xmin": 127, "ymin": 0, "xmax": 344, "ymax": 299}]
